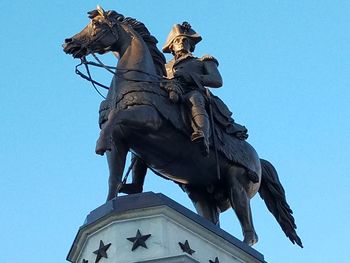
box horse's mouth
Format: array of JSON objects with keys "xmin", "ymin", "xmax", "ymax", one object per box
[{"xmin": 63, "ymin": 41, "xmax": 88, "ymax": 58}]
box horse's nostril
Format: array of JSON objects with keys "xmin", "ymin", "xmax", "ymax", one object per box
[{"xmin": 65, "ymin": 38, "xmax": 72, "ymax": 43}]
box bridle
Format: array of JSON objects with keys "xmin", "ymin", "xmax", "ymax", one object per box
[{"xmin": 74, "ymin": 14, "xmax": 168, "ymax": 98}]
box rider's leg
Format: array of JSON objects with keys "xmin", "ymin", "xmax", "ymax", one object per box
[{"xmin": 186, "ymin": 91, "xmax": 210, "ymax": 156}]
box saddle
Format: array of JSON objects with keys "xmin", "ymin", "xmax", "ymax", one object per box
[{"xmin": 98, "ymin": 83, "xmax": 258, "ymax": 179}]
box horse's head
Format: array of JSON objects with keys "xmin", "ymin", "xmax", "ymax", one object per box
[{"xmin": 63, "ymin": 6, "xmax": 124, "ymax": 58}]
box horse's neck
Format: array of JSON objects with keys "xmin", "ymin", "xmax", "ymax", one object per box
[{"xmin": 117, "ymin": 27, "xmax": 157, "ymax": 81}]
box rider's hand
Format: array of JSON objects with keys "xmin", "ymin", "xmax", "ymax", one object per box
[
  {"xmin": 174, "ymin": 71, "xmax": 193, "ymax": 84},
  {"xmin": 169, "ymin": 91, "xmax": 179, "ymax": 103}
]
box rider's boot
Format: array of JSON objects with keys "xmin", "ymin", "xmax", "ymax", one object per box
[{"xmin": 191, "ymin": 112, "xmax": 210, "ymax": 156}]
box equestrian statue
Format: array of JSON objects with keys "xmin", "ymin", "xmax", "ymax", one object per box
[{"xmin": 63, "ymin": 6, "xmax": 302, "ymax": 247}]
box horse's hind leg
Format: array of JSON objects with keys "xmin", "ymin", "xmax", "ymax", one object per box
[
  {"xmin": 119, "ymin": 154, "xmax": 146, "ymax": 194},
  {"xmin": 183, "ymin": 186, "xmax": 220, "ymax": 225},
  {"xmin": 227, "ymin": 166, "xmax": 258, "ymax": 246}
]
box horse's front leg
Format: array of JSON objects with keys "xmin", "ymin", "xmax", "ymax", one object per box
[
  {"xmin": 97, "ymin": 110, "xmax": 129, "ymax": 201},
  {"xmin": 106, "ymin": 139, "xmax": 128, "ymax": 201},
  {"xmin": 96, "ymin": 109, "xmax": 119, "ymax": 155},
  {"xmin": 96, "ymin": 105, "xmax": 161, "ymax": 155}
]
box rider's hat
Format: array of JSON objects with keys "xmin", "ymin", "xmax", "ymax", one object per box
[{"xmin": 162, "ymin": 22, "xmax": 202, "ymax": 53}]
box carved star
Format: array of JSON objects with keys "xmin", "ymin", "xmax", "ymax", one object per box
[
  {"xmin": 127, "ymin": 229, "xmax": 152, "ymax": 251},
  {"xmin": 93, "ymin": 240, "xmax": 111, "ymax": 263},
  {"xmin": 209, "ymin": 257, "xmax": 220, "ymax": 263},
  {"xmin": 178, "ymin": 240, "xmax": 195, "ymax": 255}
]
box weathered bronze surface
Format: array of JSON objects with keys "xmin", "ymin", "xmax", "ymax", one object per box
[{"xmin": 63, "ymin": 6, "xmax": 302, "ymax": 247}]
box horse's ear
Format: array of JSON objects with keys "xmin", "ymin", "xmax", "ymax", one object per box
[
  {"xmin": 96, "ymin": 5, "xmax": 106, "ymax": 17},
  {"xmin": 87, "ymin": 10, "xmax": 99, "ymax": 19}
]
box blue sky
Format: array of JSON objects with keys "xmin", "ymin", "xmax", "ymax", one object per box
[{"xmin": 1, "ymin": 1, "xmax": 349, "ymax": 262}]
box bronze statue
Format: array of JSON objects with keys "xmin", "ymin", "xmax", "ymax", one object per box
[{"xmin": 63, "ymin": 6, "xmax": 302, "ymax": 247}]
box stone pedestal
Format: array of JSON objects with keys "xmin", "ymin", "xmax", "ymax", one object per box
[{"xmin": 67, "ymin": 192, "xmax": 266, "ymax": 263}]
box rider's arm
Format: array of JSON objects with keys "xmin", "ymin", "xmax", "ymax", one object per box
[{"xmin": 197, "ymin": 55, "xmax": 223, "ymax": 88}]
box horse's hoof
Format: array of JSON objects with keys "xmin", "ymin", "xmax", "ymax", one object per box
[
  {"xmin": 95, "ymin": 144, "xmax": 107, "ymax": 155},
  {"xmin": 95, "ymin": 139, "xmax": 111, "ymax": 155},
  {"xmin": 96, "ymin": 148, "xmax": 106, "ymax": 156},
  {"xmin": 106, "ymin": 192, "xmax": 117, "ymax": 201},
  {"xmin": 120, "ymin": 183, "xmax": 143, "ymax": 194},
  {"xmin": 243, "ymin": 231, "xmax": 259, "ymax": 246}
]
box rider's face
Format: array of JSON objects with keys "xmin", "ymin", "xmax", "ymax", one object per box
[{"xmin": 171, "ymin": 36, "xmax": 191, "ymax": 54}]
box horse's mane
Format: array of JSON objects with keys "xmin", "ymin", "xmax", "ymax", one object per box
[
  {"xmin": 121, "ymin": 17, "xmax": 166, "ymax": 76},
  {"xmin": 88, "ymin": 9, "xmax": 166, "ymax": 77}
]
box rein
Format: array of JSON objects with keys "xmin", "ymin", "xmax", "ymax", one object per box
[
  {"xmin": 91, "ymin": 52, "xmax": 165, "ymax": 82},
  {"xmin": 75, "ymin": 57, "xmax": 108, "ymax": 99},
  {"xmin": 75, "ymin": 53, "xmax": 170, "ymax": 98}
]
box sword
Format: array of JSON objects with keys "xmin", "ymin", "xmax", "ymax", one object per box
[
  {"xmin": 205, "ymin": 87, "xmax": 221, "ymax": 180},
  {"xmin": 188, "ymin": 73, "xmax": 221, "ymax": 180},
  {"xmin": 115, "ymin": 156, "xmax": 137, "ymax": 196}
]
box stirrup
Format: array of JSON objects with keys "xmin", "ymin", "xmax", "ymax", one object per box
[{"xmin": 191, "ymin": 131, "xmax": 205, "ymax": 142}]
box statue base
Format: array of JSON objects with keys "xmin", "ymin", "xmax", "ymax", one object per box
[{"xmin": 67, "ymin": 192, "xmax": 266, "ymax": 263}]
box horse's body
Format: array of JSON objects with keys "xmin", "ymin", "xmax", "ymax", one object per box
[{"xmin": 63, "ymin": 7, "xmax": 302, "ymax": 247}]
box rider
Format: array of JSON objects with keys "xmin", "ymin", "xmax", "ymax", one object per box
[{"xmin": 162, "ymin": 22, "xmax": 223, "ymax": 156}]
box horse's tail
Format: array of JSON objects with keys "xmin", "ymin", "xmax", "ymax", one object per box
[{"xmin": 258, "ymin": 159, "xmax": 303, "ymax": 248}]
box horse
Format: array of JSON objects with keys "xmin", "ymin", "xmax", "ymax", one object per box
[{"xmin": 63, "ymin": 6, "xmax": 302, "ymax": 247}]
